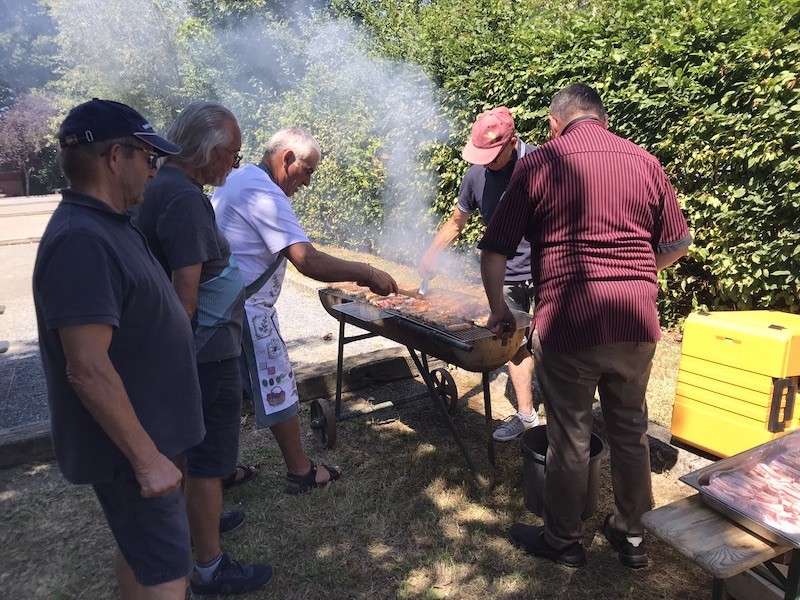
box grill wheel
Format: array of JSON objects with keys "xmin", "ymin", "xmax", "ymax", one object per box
[
  {"xmin": 431, "ymin": 368, "xmax": 459, "ymax": 413},
  {"xmin": 309, "ymin": 398, "xmax": 337, "ymax": 449}
]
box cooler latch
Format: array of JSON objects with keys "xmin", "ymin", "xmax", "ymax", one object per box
[{"xmin": 768, "ymin": 376, "xmax": 798, "ymax": 433}]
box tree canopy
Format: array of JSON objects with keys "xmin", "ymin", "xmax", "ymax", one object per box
[{"xmin": 2, "ymin": 0, "xmax": 799, "ymax": 320}]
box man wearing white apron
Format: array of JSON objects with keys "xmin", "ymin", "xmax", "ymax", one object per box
[{"xmin": 212, "ymin": 126, "xmax": 397, "ymax": 493}]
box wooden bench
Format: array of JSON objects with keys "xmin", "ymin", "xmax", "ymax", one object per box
[{"xmin": 642, "ymin": 494, "xmax": 800, "ymax": 599}]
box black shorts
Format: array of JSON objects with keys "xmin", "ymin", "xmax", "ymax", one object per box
[
  {"xmin": 503, "ymin": 280, "xmax": 535, "ymax": 314},
  {"xmin": 186, "ymin": 357, "xmax": 243, "ymax": 478},
  {"xmin": 92, "ymin": 466, "xmax": 192, "ymax": 586}
]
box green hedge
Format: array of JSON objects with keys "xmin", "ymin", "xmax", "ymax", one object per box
[{"xmin": 330, "ymin": 0, "xmax": 800, "ymax": 324}]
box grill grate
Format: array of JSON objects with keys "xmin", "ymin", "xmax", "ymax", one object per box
[{"xmin": 320, "ymin": 288, "xmax": 531, "ymax": 343}]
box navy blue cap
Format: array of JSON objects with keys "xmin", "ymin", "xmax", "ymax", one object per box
[{"xmin": 58, "ymin": 98, "xmax": 181, "ymax": 156}]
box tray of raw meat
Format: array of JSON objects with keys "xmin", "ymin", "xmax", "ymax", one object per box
[{"xmin": 680, "ymin": 430, "xmax": 800, "ymax": 547}]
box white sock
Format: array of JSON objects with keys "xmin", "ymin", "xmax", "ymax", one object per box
[
  {"xmin": 518, "ymin": 411, "xmax": 538, "ymax": 422},
  {"xmin": 195, "ymin": 552, "xmax": 223, "ymax": 584}
]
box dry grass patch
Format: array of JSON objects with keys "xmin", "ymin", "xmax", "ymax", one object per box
[{"xmin": 1, "ymin": 350, "xmax": 703, "ymax": 599}]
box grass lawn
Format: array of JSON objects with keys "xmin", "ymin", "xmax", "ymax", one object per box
[{"xmin": 0, "ymin": 246, "xmax": 697, "ymax": 599}]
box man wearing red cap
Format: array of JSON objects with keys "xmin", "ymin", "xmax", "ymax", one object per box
[{"xmin": 420, "ymin": 107, "xmax": 540, "ymax": 442}]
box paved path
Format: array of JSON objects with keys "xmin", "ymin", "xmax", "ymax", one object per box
[{"xmin": 0, "ymin": 195, "xmax": 398, "ymax": 430}]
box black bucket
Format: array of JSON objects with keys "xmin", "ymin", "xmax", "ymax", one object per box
[{"xmin": 521, "ymin": 424, "xmax": 606, "ymax": 520}]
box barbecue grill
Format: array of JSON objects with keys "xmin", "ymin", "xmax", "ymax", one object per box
[{"xmin": 309, "ymin": 287, "xmax": 531, "ymax": 482}]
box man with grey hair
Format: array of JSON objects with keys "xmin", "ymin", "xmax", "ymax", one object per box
[
  {"xmin": 480, "ymin": 83, "xmax": 691, "ymax": 569},
  {"xmin": 212, "ymin": 126, "xmax": 397, "ymax": 494},
  {"xmin": 135, "ymin": 101, "xmax": 271, "ymax": 595}
]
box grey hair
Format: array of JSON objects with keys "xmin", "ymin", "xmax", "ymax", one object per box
[
  {"xmin": 262, "ymin": 127, "xmax": 321, "ymax": 162},
  {"xmin": 550, "ymin": 83, "xmax": 607, "ymax": 121},
  {"xmin": 165, "ymin": 101, "xmax": 237, "ymax": 169}
]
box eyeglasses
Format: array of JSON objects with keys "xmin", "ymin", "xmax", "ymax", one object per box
[
  {"xmin": 219, "ymin": 145, "xmax": 243, "ymax": 168},
  {"xmin": 119, "ymin": 143, "xmax": 160, "ymax": 169}
]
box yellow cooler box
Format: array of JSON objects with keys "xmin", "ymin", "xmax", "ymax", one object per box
[{"xmin": 670, "ymin": 310, "xmax": 800, "ymax": 457}]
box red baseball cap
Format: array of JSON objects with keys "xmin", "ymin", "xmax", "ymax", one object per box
[{"xmin": 461, "ymin": 106, "xmax": 515, "ymax": 165}]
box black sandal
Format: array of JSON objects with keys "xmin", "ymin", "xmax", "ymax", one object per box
[
  {"xmin": 285, "ymin": 460, "xmax": 341, "ymax": 495},
  {"xmin": 222, "ymin": 464, "xmax": 257, "ymax": 491}
]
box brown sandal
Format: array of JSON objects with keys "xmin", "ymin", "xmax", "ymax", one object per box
[{"xmin": 285, "ymin": 460, "xmax": 341, "ymax": 494}]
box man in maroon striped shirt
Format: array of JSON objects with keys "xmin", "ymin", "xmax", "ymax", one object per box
[{"xmin": 479, "ymin": 83, "xmax": 691, "ymax": 569}]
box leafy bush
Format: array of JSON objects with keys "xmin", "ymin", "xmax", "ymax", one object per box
[{"xmin": 333, "ymin": 0, "xmax": 800, "ymax": 323}]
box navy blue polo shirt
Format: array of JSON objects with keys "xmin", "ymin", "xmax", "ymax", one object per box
[
  {"xmin": 457, "ymin": 141, "xmax": 537, "ymax": 282},
  {"xmin": 33, "ymin": 189, "xmax": 205, "ymax": 484}
]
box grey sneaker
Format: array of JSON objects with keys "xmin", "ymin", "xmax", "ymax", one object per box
[{"xmin": 493, "ymin": 412, "xmax": 540, "ymax": 442}]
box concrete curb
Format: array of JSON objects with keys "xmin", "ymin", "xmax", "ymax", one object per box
[{"xmin": 0, "ymin": 346, "xmax": 425, "ymax": 471}]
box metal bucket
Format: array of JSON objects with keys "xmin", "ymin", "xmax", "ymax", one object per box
[{"xmin": 521, "ymin": 425, "xmax": 606, "ymax": 520}]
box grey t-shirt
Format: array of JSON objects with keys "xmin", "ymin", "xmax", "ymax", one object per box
[
  {"xmin": 135, "ymin": 166, "xmax": 245, "ymax": 364},
  {"xmin": 457, "ymin": 140, "xmax": 536, "ymax": 282}
]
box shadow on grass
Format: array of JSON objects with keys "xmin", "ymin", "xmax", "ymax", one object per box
[{"xmin": 0, "ymin": 372, "xmax": 711, "ymax": 599}]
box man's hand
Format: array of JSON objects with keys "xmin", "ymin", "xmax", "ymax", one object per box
[
  {"xmin": 418, "ymin": 248, "xmax": 439, "ymax": 279},
  {"xmin": 133, "ymin": 452, "xmax": 184, "ymax": 498},
  {"xmin": 487, "ymin": 302, "xmax": 517, "ymax": 340},
  {"xmin": 368, "ymin": 267, "xmax": 398, "ymax": 296}
]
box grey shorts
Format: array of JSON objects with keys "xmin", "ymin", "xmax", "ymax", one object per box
[
  {"xmin": 92, "ymin": 466, "xmax": 192, "ymax": 586},
  {"xmin": 186, "ymin": 357, "xmax": 242, "ymax": 478}
]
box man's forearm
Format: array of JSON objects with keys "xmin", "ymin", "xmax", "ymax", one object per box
[
  {"xmin": 68, "ymin": 359, "xmax": 161, "ymax": 469},
  {"xmin": 60, "ymin": 325, "xmax": 161, "ymax": 471},
  {"xmin": 481, "ymin": 250, "xmax": 509, "ymax": 313},
  {"xmin": 172, "ymin": 263, "xmax": 203, "ymax": 320},
  {"xmin": 428, "ymin": 216, "xmax": 463, "ymax": 253},
  {"xmin": 286, "ymin": 242, "xmax": 368, "ymax": 282}
]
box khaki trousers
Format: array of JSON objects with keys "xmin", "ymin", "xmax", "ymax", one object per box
[{"xmin": 531, "ymin": 332, "xmax": 656, "ymax": 549}]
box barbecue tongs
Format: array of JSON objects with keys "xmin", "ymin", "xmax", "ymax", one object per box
[{"xmin": 418, "ymin": 275, "xmax": 432, "ymax": 296}]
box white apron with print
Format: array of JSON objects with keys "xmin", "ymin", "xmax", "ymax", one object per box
[{"xmin": 242, "ymin": 264, "xmax": 298, "ymax": 428}]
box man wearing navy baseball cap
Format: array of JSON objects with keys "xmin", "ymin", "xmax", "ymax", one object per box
[{"xmin": 34, "ymin": 98, "xmax": 205, "ymax": 599}]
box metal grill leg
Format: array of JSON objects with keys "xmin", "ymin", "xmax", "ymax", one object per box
[
  {"xmin": 711, "ymin": 578, "xmax": 724, "ymax": 600},
  {"xmin": 407, "ymin": 347, "xmax": 478, "ymax": 477},
  {"xmin": 335, "ymin": 315, "xmax": 346, "ymax": 417},
  {"xmin": 483, "ymin": 373, "xmax": 496, "ymax": 487}
]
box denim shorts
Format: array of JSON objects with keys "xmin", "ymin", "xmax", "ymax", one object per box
[
  {"xmin": 92, "ymin": 466, "xmax": 192, "ymax": 586},
  {"xmin": 185, "ymin": 357, "xmax": 242, "ymax": 478}
]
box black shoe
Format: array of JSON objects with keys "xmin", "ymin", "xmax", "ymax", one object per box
[
  {"xmin": 189, "ymin": 553, "xmax": 272, "ymax": 595},
  {"xmin": 601, "ymin": 514, "xmax": 648, "ymax": 569},
  {"xmin": 219, "ymin": 510, "xmax": 245, "ymax": 535},
  {"xmin": 509, "ymin": 523, "xmax": 587, "ymax": 568}
]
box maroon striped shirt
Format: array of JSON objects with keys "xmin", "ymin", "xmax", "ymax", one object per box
[{"xmin": 479, "ymin": 118, "xmax": 691, "ymax": 352}]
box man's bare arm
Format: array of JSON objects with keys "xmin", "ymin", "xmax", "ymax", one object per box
[
  {"xmin": 59, "ymin": 324, "xmax": 183, "ymax": 497},
  {"xmin": 656, "ymin": 247, "xmax": 689, "ymax": 271},
  {"xmin": 171, "ymin": 263, "xmax": 203, "ymax": 320},
  {"xmin": 419, "ymin": 207, "xmax": 472, "ymax": 277},
  {"xmin": 480, "ymin": 249, "xmax": 515, "ymax": 338},
  {"xmin": 283, "ymin": 241, "xmax": 398, "ymax": 295}
]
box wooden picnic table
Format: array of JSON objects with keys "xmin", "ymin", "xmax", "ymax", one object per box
[{"xmin": 642, "ymin": 494, "xmax": 800, "ymax": 599}]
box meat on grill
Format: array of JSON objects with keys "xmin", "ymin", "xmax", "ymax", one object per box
[{"xmin": 329, "ymin": 282, "xmax": 490, "ymax": 329}]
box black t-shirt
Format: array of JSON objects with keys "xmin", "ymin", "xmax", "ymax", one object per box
[
  {"xmin": 135, "ymin": 166, "xmax": 245, "ymax": 364},
  {"xmin": 33, "ymin": 189, "xmax": 204, "ymax": 484},
  {"xmin": 457, "ymin": 141, "xmax": 537, "ymax": 282}
]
